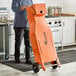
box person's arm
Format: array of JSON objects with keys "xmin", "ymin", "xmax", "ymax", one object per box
[{"xmin": 11, "ymin": 0, "xmax": 21, "ymax": 13}]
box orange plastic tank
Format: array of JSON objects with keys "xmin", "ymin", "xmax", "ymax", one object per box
[{"xmin": 21, "ymin": 4, "xmax": 60, "ymax": 73}]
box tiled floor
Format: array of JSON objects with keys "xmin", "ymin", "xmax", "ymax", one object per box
[{"xmin": 0, "ymin": 62, "xmax": 76, "ymax": 76}]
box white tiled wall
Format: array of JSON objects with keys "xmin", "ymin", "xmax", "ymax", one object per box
[
  {"xmin": 1, "ymin": 0, "xmax": 76, "ymax": 18},
  {"xmin": 45, "ymin": 0, "xmax": 63, "ymax": 15},
  {"xmin": 62, "ymin": 0, "xmax": 76, "ymax": 14},
  {"xmin": 33, "ymin": 0, "xmax": 46, "ymax": 4},
  {"xmin": 0, "ymin": 0, "xmax": 8, "ymax": 7},
  {"xmin": 46, "ymin": 0, "xmax": 63, "ymax": 7},
  {"xmin": 7, "ymin": 0, "xmax": 14, "ymax": 18},
  {"xmin": 0, "ymin": 0, "xmax": 63, "ymax": 19}
]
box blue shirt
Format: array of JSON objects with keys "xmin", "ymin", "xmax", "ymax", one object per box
[{"xmin": 11, "ymin": 0, "xmax": 33, "ymax": 28}]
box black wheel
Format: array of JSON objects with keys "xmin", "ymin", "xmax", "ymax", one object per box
[
  {"xmin": 32, "ymin": 63, "xmax": 40, "ymax": 73},
  {"xmin": 52, "ymin": 61, "xmax": 58, "ymax": 69}
]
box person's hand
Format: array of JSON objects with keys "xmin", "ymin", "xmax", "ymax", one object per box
[{"xmin": 20, "ymin": 6, "xmax": 27, "ymax": 11}]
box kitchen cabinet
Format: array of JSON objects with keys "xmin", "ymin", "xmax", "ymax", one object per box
[
  {"xmin": 46, "ymin": 16, "xmax": 76, "ymax": 51},
  {"xmin": 61, "ymin": 17, "xmax": 75, "ymax": 45},
  {"xmin": 46, "ymin": 17, "xmax": 62, "ymax": 49}
]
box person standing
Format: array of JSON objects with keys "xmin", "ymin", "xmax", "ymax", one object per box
[{"xmin": 11, "ymin": 0, "xmax": 33, "ymax": 64}]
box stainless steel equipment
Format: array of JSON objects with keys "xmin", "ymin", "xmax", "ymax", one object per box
[
  {"xmin": 46, "ymin": 17, "xmax": 62, "ymax": 47},
  {"xmin": 0, "ymin": 7, "xmax": 8, "ymax": 61}
]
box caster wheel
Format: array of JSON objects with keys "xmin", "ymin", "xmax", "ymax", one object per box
[
  {"xmin": 51, "ymin": 61, "xmax": 58, "ymax": 69},
  {"xmin": 32, "ymin": 63, "xmax": 40, "ymax": 73}
]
